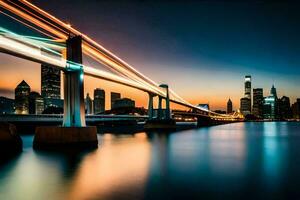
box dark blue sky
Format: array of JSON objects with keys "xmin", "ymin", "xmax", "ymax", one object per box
[{"xmin": 1, "ymin": 0, "xmax": 299, "ymax": 109}]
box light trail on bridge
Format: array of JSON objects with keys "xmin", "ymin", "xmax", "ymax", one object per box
[
  {"xmin": 0, "ymin": 0, "xmax": 165, "ymax": 96},
  {"xmin": 0, "ymin": 28, "xmax": 166, "ymax": 96},
  {"xmin": 0, "ymin": 0, "xmax": 243, "ymax": 120}
]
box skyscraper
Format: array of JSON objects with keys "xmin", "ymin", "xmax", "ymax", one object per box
[
  {"xmin": 85, "ymin": 93, "xmax": 93, "ymax": 114},
  {"xmin": 291, "ymin": 99, "xmax": 300, "ymax": 119},
  {"xmin": 270, "ymin": 84, "xmax": 277, "ymax": 98},
  {"xmin": 244, "ymin": 75, "xmax": 251, "ymax": 99},
  {"xmin": 278, "ymin": 96, "xmax": 292, "ymax": 119},
  {"xmin": 15, "ymin": 80, "xmax": 30, "ymax": 114},
  {"xmin": 111, "ymin": 92, "xmax": 121, "ymax": 109},
  {"xmin": 227, "ymin": 98, "xmax": 232, "ymax": 114},
  {"xmin": 252, "ymin": 88, "xmax": 263, "ymax": 118},
  {"xmin": 94, "ymin": 88, "xmax": 105, "ymax": 114},
  {"xmin": 240, "ymin": 97, "xmax": 251, "ymax": 115},
  {"xmin": 263, "ymin": 85, "xmax": 278, "ymax": 119},
  {"xmin": 41, "ymin": 64, "xmax": 61, "ymax": 108},
  {"xmin": 240, "ymin": 75, "xmax": 252, "ymax": 115}
]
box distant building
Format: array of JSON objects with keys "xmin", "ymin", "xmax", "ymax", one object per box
[
  {"xmin": 244, "ymin": 75, "xmax": 252, "ymax": 111},
  {"xmin": 252, "ymin": 88, "xmax": 263, "ymax": 118},
  {"xmin": 291, "ymin": 99, "xmax": 300, "ymax": 119},
  {"xmin": 278, "ymin": 96, "xmax": 292, "ymax": 119},
  {"xmin": 15, "ymin": 80, "xmax": 30, "ymax": 114},
  {"xmin": 85, "ymin": 93, "xmax": 93, "ymax": 114},
  {"xmin": 41, "ymin": 64, "xmax": 61, "ymax": 108},
  {"xmin": 43, "ymin": 98, "xmax": 63, "ymax": 109},
  {"xmin": 263, "ymin": 85, "xmax": 278, "ymax": 120},
  {"xmin": 94, "ymin": 88, "xmax": 105, "ymax": 114},
  {"xmin": 0, "ymin": 96, "xmax": 14, "ymax": 114},
  {"xmin": 29, "ymin": 92, "xmax": 44, "ymax": 114},
  {"xmin": 270, "ymin": 84, "xmax": 277, "ymax": 98},
  {"xmin": 227, "ymin": 98, "xmax": 233, "ymax": 114},
  {"xmin": 263, "ymin": 96, "xmax": 276, "ymax": 119},
  {"xmin": 240, "ymin": 75, "xmax": 252, "ymax": 115},
  {"xmin": 240, "ymin": 97, "xmax": 251, "ymax": 115},
  {"xmin": 197, "ymin": 103, "xmax": 209, "ymax": 110},
  {"xmin": 113, "ymin": 98, "xmax": 135, "ymax": 109},
  {"xmin": 111, "ymin": 92, "xmax": 121, "ymax": 109}
]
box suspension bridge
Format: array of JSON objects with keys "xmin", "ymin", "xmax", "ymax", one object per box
[{"xmin": 0, "ymin": 0, "xmax": 243, "ymax": 148}]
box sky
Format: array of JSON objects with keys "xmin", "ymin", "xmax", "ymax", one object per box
[{"xmin": 0, "ymin": 0, "xmax": 300, "ymax": 110}]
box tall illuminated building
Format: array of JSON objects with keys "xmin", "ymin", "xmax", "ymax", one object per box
[
  {"xmin": 263, "ymin": 84, "xmax": 278, "ymax": 119},
  {"xmin": 240, "ymin": 75, "xmax": 252, "ymax": 115},
  {"xmin": 240, "ymin": 97, "xmax": 251, "ymax": 115},
  {"xmin": 15, "ymin": 80, "xmax": 30, "ymax": 114},
  {"xmin": 111, "ymin": 92, "xmax": 121, "ymax": 109},
  {"xmin": 94, "ymin": 88, "xmax": 105, "ymax": 114},
  {"xmin": 245, "ymin": 75, "xmax": 252, "ymax": 98},
  {"xmin": 227, "ymin": 98, "xmax": 232, "ymax": 114},
  {"xmin": 41, "ymin": 64, "xmax": 61, "ymax": 108},
  {"xmin": 252, "ymin": 88, "xmax": 263, "ymax": 118}
]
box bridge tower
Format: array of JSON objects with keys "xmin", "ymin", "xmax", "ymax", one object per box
[
  {"xmin": 159, "ymin": 84, "xmax": 171, "ymax": 120},
  {"xmin": 63, "ymin": 35, "xmax": 86, "ymax": 127},
  {"xmin": 145, "ymin": 84, "xmax": 176, "ymax": 129},
  {"xmin": 147, "ymin": 92, "xmax": 155, "ymax": 120},
  {"xmin": 34, "ymin": 35, "xmax": 97, "ymax": 150}
]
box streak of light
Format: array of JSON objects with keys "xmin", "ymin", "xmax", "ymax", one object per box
[
  {"xmin": 0, "ymin": 33, "xmax": 161, "ymax": 95},
  {"xmin": 0, "ymin": 1, "xmax": 241, "ymax": 119},
  {"xmin": 0, "ymin": 10, "xmax": 55, "ymax": 39}
]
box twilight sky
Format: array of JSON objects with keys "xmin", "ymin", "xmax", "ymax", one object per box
[{"xmin": 0, "ymin": 0, "xmax": 300, "ymax": 110}]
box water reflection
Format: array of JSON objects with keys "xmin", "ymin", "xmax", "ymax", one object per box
[
  {"xmin": 0, "ymin": 151, "xmax": 69, "ymax": 200},
  {"xmin": 208, "ymin": 123, "xmax": 246, "ymax": 176},
  {"xmin": 66, "ymin": 133, "xmax": 151, "ymax": 200},
  {"xmin": 262, "ymin": 122, "xmax": 288, "ymax": 187},
  {"xmin": 0, "ymin": 122, "xmax": 299, "ymax": 199}
]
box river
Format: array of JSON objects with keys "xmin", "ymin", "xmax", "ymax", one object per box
[{"xmin": 0, "ymin": 122, "xmax": 300, "ymax": 200}]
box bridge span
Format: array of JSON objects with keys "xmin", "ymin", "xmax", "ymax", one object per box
[{"xmin": 0, "ymin": 0, "xmax": 244, "ymax": 149}]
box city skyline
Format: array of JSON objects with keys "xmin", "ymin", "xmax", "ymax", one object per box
[
  {"xmin": 2, "ymin": 73, "xmax": 299, "ymax": 115},
  {"xmin": 1, "ymin": 2, "xmax": 300, "ymax": 199},
  {"xmin": 0, "ymin": 1, "xmax": 300, "ymax": 110},
  {"xmin": 0, "ymin": 66, "xmax": 298, "ymax": 111}
]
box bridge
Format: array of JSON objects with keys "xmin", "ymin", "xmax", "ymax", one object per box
[{"xmin": 0, "ymin": 0, "xmax": 243, "ymax": 148}]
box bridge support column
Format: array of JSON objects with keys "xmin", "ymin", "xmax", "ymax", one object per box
[
  {"xmin": 144, "ymin": 84, "xmax": 176, "ymax": 130},
  {"xmin": 63, "ymin": 36, "xmax": 86, "ymax": 127},
  {"xmin": 34, "ymin": 35, "xmax": 97, "ymax": 150},
  {"xmin": 164, "ymin": 85, "xmax": 171, "ymax": 120},
  {"xmin": 158, "ymin": 96, "xmax": 162, "ymax": 120},
  {"xmin": 148, "ymin": 93, "xmax": 155, "ymax": 120}
]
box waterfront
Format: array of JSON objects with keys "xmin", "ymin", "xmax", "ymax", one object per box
[{"xmin": 0, "ymin": 122, "xmax": 300, "ymax": 200}]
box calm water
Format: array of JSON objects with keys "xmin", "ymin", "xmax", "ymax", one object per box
[{"xmin": 1, "ymin": 122, "xmax": 300, "ymax": 200}]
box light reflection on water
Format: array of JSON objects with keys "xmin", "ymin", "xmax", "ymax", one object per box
[{"xmin": 0, "ymin": 122, "xmax": 299, "ymax": 200}]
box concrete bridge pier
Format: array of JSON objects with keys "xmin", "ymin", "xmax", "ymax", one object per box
[
  {"xmin": 157, "ymin": 96, "xmax": 163, "ymax": 120},
  {"xmin": 147, "ymin": 92, "xmax": 155, "ymax": 120},
  {"xmin": 160, "ymin": 84, "xmax": 171, "ymax": 120},
  {"xmin": 144, "ymin": 84, "xmax": 176, "ymax": 129},
  {"xmin": 34, "ymin": 35, "xmax": 98, "ymax": 150}
]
